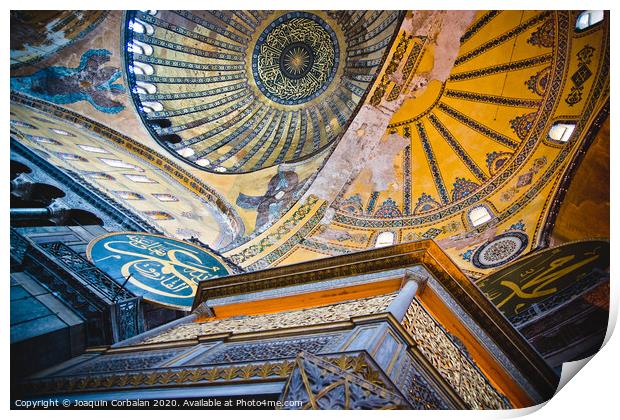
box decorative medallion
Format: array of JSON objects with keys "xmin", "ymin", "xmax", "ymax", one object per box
[
  {"xmin": 471, "ymin": 232, "xmax": 529, "ymax": 269},
  {"xmin": 87, "ymin": 232, "xmax": 232, "ymax": 310},
  {"xmin": 510, "ymin": 111, "xmax": 537, "ymax": 141},
  {"xmin": 339, "ymin": 194, "xmax": 364, "ymax": 215},
  {"xmin": 525, "ymin": 66, "xmax": 551, "ymax": 96},
  {"xmin": 413, "ymin": 192, "xmax": 441, "ymax": 215},
  {"xmin": 451, "ymin": 177, "xmax": 479, "ymax": 201},
  {"xmin": 486, "ymin": 151, "xmax": 512, "ymax": 175},
  {"xmin": 374, "ymin": 198, "xmax": 402, "ymax": 218},
  {"xmin": 475, "ymin": 240, "xmax": 609, "ymax": 319},
  {"xmin": 565, "ymin": 45, "xmax": 596, "ymax": 106},
  {"xmin": 527, "ymin": 18, "xmax": 555, "ymax": 48},
  {"xmin": 252, "ymin": 12, "xmax": 338, "ymax": 105}
]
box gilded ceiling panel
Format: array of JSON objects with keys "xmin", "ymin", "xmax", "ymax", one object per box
[{"xmin": 269, "ymin": 10, "xmax": 609, "ymax": 276}]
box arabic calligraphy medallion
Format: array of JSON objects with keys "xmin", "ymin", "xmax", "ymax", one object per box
[
  {"xmin": 87, "ymin": 232, "xmax": 232, "ymax": 310},
  {"xmin": 475, "ymin": 240, "xmax": 609, "ymax": 318},
  {"xmin": 252, "ymin": 12, "xmax": 339, "ymax": 105}
]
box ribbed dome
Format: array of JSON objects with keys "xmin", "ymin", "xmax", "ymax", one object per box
[{"xmin": 123, "ymin": 10, "xmax": 402, "ymax": 173}]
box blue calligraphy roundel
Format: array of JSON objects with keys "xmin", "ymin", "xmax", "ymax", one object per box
[{"xmin": 87, "ymin": 232, "xmax": 231, "ymax": 310}]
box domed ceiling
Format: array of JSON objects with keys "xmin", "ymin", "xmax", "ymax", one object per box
[
  {"xmin": 9, "ymin": 10, "xmax": 609, "ymax": 277},
  {"xmin": 123, "ymin": 10, "xmax": 402, "ymax": 173}
]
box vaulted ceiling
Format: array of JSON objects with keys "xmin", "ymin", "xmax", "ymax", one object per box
[{"xmin": 10, "ymin": 10, "xmax": 610, "ymax": 277}]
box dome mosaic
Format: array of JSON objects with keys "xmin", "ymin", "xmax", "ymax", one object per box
[
  {"xmin": 123, "ymin": 10, "xmax": 402, "ymax": 173},
  {"xmin": 252, "ymin": 12, "xmax": 339, "ymax": 105}
]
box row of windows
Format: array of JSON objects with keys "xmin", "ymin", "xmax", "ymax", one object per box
[
  {"xmin": 57, "ymin": 153, "xmax": 149, "ymax": 174},
  {"xmin": 29, "ymin": 132, "xmax": 147, "ymax": 172},
  {"xmin": 373, "ymin": 206, "xmax": 493, "ymax": 247},
  {"xmin": 113, "ymin": 191, "xmax": 179, "ymax": 202},
  {"xmin": 177, "ymin": 147, "xmax": 227, "ymax": 171},
  {"xmin": 36, "ymin": 140, "xmax": 143, "ymax": 174},
  {"xmin": 127, "ymin": 12, "xmax": 164, "ymax": 115},
  {"xmin": 20, "ymin": 123, "xmax": 184, "ymax": 203},
  {"xmin": 26, "ymin": 119, "xmax": 581, "ymax": 174}
]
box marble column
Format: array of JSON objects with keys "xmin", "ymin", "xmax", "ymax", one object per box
[
  {"xmin": 10, "ymin": 207, "xmax": 51, "ymax": 220},
  {"xmin": 387, "ymin": 270, "xmax": 428, "ymax": 322}
]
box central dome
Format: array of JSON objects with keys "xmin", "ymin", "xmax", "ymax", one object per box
[
  {"xmin": 252, "ymin": 12, "xmax": 338, "ymax": 104},
  {"xmin": 123, "ymin": 11, "xmax": 402, "ymax": 173}
]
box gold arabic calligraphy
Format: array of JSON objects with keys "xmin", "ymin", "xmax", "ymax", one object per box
[
  {"xmin": 103, "ymin": 235, "xmax": 223, "ymax": 299},
  {"xmin": 257, "ymin": 17, "xmax": 335, "ymax": 101},
  {"xmin": 479, "ymin": 246, "xmax": 603, "ymax": 316}
]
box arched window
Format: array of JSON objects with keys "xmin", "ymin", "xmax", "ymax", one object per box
[
  {"xmin": 127, "ymin": 39, "xmax": 153, "ymax": 56},
  {"xmin": 128, "ymin": 19, "xmax": 145, "ymax": 34},
  {"xmin": 130, "ymin": 62, "xmax": 154, "ymax": 76},
  {"xmin": 99, "ymin": 158, "xmax": 142, "ymax": 171},
  {"xmin": 469, "ymin": 206, "xmax": 492, "ymax": 227},
  {"xmin": 136, "ymin": 81, "xmax": 157, "ymax": 94},
  {"xmin": 124, "ymin": 174, "xmax": 157, "ymax": 184},
  {"xmin": 78, "ymin": 144, "xmax": 109, "ymax": 154},
  {"xmin": 576, "ymin": 11, "xmax": 604, "ymax": 31},
  {"xmin": 28, "ymin": 135, "xmax": 61, "ymax": 145},
  {"xmin": 50, "ymin": 128, "xmax": 73, "ymax": 136},
  {"xmin": 548, "ymin": 122, "xmax": 575, "ymax": 143},
  {"xmin": 129, "ymin": 18, "xmax": 154, "ymax": 35},
  {"xmin": 178, "ymin": 147, "xmax": 195, "ymax": 158},
  {"xmin": 196, "ymin": 158, "xmax": 211, "ymax": 167},
  {"xmin": 375, "ymin": 231, "xmax": 395, "ymax": 248},
  {"xmin": 153, "ymin": 193, "xmax": 178, "ymax": 202},
  {"xmin": 140, "ymin": 101, "xmax": 164, "ymax": 113}
]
